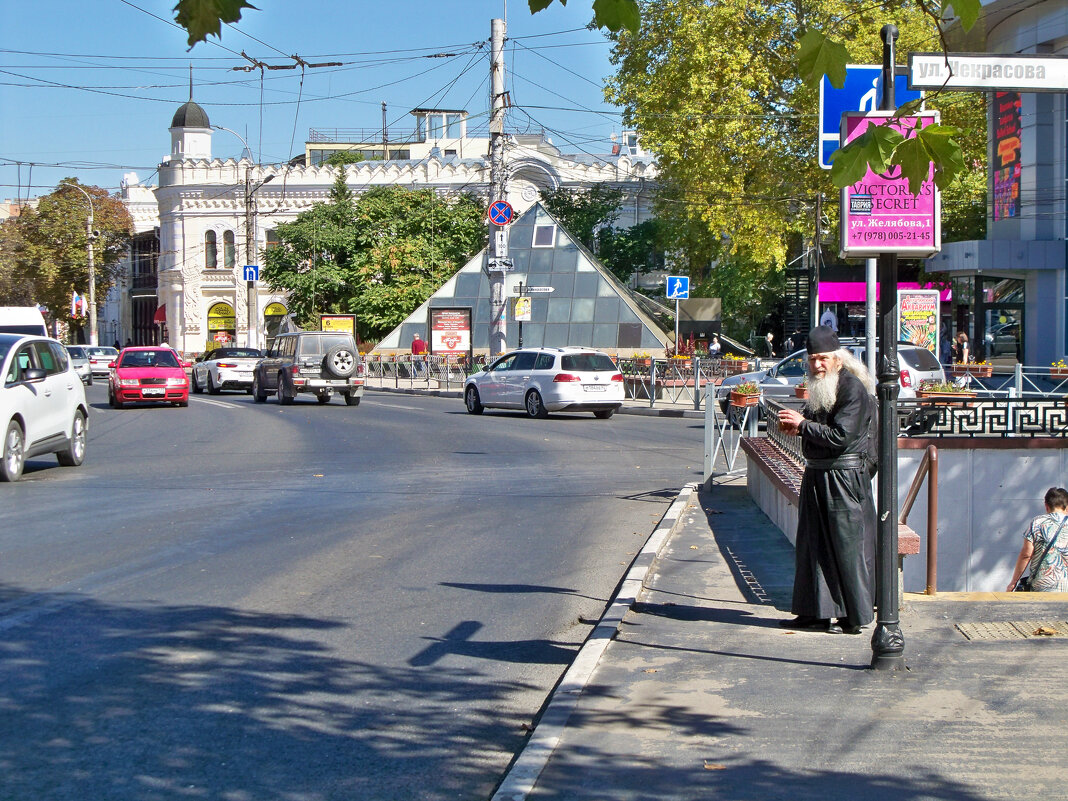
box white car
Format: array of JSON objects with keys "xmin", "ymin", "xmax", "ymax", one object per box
[
  {"xmin": 464, "ymin": 347, "xmax": 624, "ymax": 419},
  {"xmin": 191, "ymin": 347, "xmax": 263, "ymax": 394},
  {"xmin": 65, "ymin": 345, "xmax": 94, "ymax": 386},
  {"xmin": 85, "ymin": 345, "xmax": 119, "ymax": 377},
  {"xmin": 0, "ymin": 334, "xmax": 89, "ymax": 481}
]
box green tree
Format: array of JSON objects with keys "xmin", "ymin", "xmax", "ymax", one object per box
[
  {"xmin": 0, "ymin": 181, "xmax": 132, "ymax": 332},
  {"xmin": 596, "ymin": 219, "xmax": 663, "ymax": 286},
  {"xmin": 261, "ymin": 177, "xmax": 486, "ymax": 341},
  {"xmin": 540, "ymin": 186, "xmax": 622, "ymax": 249}
]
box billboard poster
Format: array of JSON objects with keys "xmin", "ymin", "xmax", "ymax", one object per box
[
  {"xmin": 897, "ymin": 289, "xmax": 940, "ymax": 355},
  {"xmin": 993, "ymin": 91, "xmax": 1022, "ymax": 221},
  {"xmin": 430, "ymin": 307, "xmax": 472, "ymax": 357},
  {"xmin": 839, "ymin": 112, "xmax": 941, "ymax": 259},
  {"xmin": 513, "ymin": 296, "xmax": 532, "ymax": 322},
  {"xmin": 320, "ymin": 314, "xmax": 356, "ymax": 337}
]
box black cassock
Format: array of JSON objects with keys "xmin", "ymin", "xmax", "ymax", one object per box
[{"xmin": 791, "ymin": 370, "xmax": 876, "ymax": 627}]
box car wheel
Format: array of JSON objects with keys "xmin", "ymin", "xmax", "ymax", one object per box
[
  {"xmin": 344, "ymin": 392, "xmax": 361, "ymax": 406},
  {"xmin": 57, "ymin": 410, "xmax": 87, "ymax": 467},
  {"xmin": 593, "ymin": 408, "xmax": 616, "ymax": 419},
  {"xmin": 176, "ymin": 400, "xmax": 189, "ymax": 407},
  {"xmin": 1, "ymin": 420, "xmax": 26, "ymax": 482},
  {"xmin": 323, "ymin": 345, "xmax": 357, "ymax": 379},
  {"xmin": 465, "ymin": 386, "xmax": 484, "ymax": 415},
  {"xmin": 191, "ymin": 371, "xmax": 203, "ymax": 393},
  {"xmin": 277, "ymin": 375, "xmax": 294, "ymax": 405},
  {"xmin": 86, "ymin": 373, "xmax": 93, "ymax": 386},
  {"xmin": 525, "ymin": 390, "xmax": 549, "ymax": 419},
  {"xmin": 207, "ymin": 373, "xmax": 220, "ymax": 395},
  {"xmin": 317, "ymin": 393, "xmax": 331, "ymax": 404},
  {"xmin": 726, "ymin": 404, "xmax": 746, "ymax": 429},
  {"xmin": 252, "ymin": 373, "xmax": 267, "ymax": 403}
]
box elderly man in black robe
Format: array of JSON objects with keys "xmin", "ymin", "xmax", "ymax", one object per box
[{"xmin": 776, "ymin": 326, "xmax": 877, "ymax": 635}]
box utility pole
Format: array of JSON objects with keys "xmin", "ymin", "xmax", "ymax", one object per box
[
  {"xmin": 871, "ymin": 23, "xmax": 904, "ymax": 671},
  {"xmin": 810, "ymin": 193, "xmax": 822, "ymax": 329},
  {"xmin": 487, "ymin": 17, "xmax": 508, "ymax": 356},
  {"xmin": 64, "ymin": 182, "xmax": 98, "ymax": 346}
]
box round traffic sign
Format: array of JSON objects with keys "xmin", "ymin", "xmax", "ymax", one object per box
[{"xmin": 488, "ymin": 200, "xmax": 514, "ymax": 226}]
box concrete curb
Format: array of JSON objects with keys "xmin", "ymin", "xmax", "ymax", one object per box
[
  {"xmin": 365, "ymin": 385, "xmax": 706, "ymax": 418},
  {"xmin": 490, "ymin": 482, "xmax": 699, "ymax": 801}
]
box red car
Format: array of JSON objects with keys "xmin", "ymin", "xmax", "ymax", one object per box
[{"xmin": 108, "ymin": 347, "xmax": 189, "ymax": 408}]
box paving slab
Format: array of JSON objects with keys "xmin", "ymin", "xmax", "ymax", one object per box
[{"xmin": 521, "ymin": 480, "xmax": 1068, "ymax": 801}]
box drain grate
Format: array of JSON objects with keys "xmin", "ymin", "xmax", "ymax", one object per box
[{"xmin": 956, "ymin": 620, "xmax": 1068, "ymax": 641}]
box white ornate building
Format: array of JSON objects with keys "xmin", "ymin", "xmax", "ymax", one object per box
[{"xmin": 116, "ymin": 97, "xmax": 657, "ymax": 354}]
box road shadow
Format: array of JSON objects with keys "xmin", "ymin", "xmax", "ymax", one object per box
[{"xmin": 0, "ymin": 583, "xmax": 536, "ymax": 801}]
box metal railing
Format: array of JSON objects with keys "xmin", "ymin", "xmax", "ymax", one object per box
[
  {"xmin": 899, "ymin": 444, "xmax": 939, "ymax": 595},
  {"xmin": 897, "ymin": 397, "xmax": 1068, "ymax": 438},
  {"xmin": 618, "ymin": 356, "xmax": 758, "ymax": 411},
  {"xmin": 363, "ymin": 354, "xmax": 485, "ymax": 391},
  {"xmin": 946, "ymin": 363, "xmax": 1068, "ymax": 399}
]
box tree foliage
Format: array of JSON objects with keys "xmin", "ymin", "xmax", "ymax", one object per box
[
  {"xmin": 0, "ymin": 181, "xmax": 132, "ymax": 326},
  {"xmin": 261, "ymin": 177, "xmax": 486, "ymax": 342},
  {"xmin": 597, "ymin": 219, "xmax": 663, "ymax": 286}
]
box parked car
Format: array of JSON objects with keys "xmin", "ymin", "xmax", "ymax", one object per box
[
  {"xmin": 191, "ymin": 347, "xmax": 262, "ymax": 394},
  {"xmin": 252, "ymin": 331, "xmax": 364, "ymax": 406},
  {"xmin": 86, "ymin": 345, "xmax": 119, "ymax": 377},
  {"xmin": 65, "ymin": 345, "xmax": 93, "ymax": 386},
  {"xmin": 0, "ymin": 333, "xmax": 89, "ymax": 481},
  {"xmin": 716, "ymin": 340, "xmax": 945, "ymax": 418},
  {"xmin": 107, "ymin": 347, "xmax": 189, "ymax": 408},
  {"xmin": 463, "ymin": 346, "xmax": 624, "ymax": 419}
]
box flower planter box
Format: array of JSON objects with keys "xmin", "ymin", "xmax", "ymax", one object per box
[
  {"xmin": 730, "ymin": 390, "xmax": 760, "ymax": 408},
  {"xmin": 669, "ymin": 359, "xmax": 692, "ymax": 371},
  {"xmin": 722, "ymin": 361, "xmax": 749, "ymax": 376},
  {"xmin": 1050, "ymin": 367, "xmax": 1068, "ymax": 380},
  {"xmin": 916, "ymin": 390, "xmax": 976, "ymax": 407},
  {"xmin": 794, "ymin": 386, "xmax": 809, "ymax": 399},
  {"xmin": 951, "ymin": 364, "xmax": 992, "ymax": 378},
  {"xmin": 634, "ymin": 358, "xmax": 652, "ymax": 368}
]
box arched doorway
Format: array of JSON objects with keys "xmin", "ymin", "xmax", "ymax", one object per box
[
  {"xmin": 263, "ymin": 302, "xmax": 288, "ymax": 349},
  {"xmin": 206, "ymin": 301, "xmax": 236, "ymax": 351}
]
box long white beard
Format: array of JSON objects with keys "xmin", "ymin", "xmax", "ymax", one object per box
[{"xmin": 806, "ymin": 369, "xmax": 840, "ymax": 414}]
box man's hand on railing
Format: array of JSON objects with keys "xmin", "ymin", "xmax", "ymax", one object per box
[{"xmin": 778, "ymin": 408, "xmax": 803, "ymax": 436}]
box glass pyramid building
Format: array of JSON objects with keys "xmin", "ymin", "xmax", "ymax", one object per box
[{"xmin": 376, "ymin": 203, "xmax": 669, "ymax": 353}]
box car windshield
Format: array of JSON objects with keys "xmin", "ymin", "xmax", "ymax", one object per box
[
  {"xmin": 900, "ymin": 347, "xmax": 941, "ymax": 371},
  {"xmin": 120, "ymin": 350, "xmax": 180, "ymax": 368},
  {"xmin": 67, "ymin": 347, "xmax": 87, "ymax": 359},
  {"xmin": 561, "ymin": 353, "xmax": 617, "ymax": 372},
  {"xmin": 214, "ymin": 348, "xmax": 260, "ymax": 359}
]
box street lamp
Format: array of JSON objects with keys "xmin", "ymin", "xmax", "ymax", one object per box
[
  {"xmin": 213, "ymin": 126, "xmax": 273, "ymax": 349},
  {"xmin": 62, "ymin": 181, "xmax": 98, "ymax": 346}
]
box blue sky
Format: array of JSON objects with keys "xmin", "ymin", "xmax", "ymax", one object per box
[{"xmin": 0, "ymin": 0, "xmax": 623, "ymax": 200}]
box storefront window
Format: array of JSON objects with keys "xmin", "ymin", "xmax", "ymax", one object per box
[{"xmin": 207, "ymin": 301, "xmax": 236, "ymax": 349}]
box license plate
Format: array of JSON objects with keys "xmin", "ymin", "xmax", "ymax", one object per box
[
  {"xmin": 143, "ymin": 387, "xmax": 165, "ymax": 396},
  {"xmin": 583, "ymin": 384, "xmax": 607, "ymax": 392},
  {"xmin": 238, "ymin": 372, "xmax": 252, "ymax": 379}
]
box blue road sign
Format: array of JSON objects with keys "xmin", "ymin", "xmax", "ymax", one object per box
[
  {"xmin": 488, "ymin": 200, "xmax": 514, "ymax": 226},
  {"xmin": 819, "ymin": 67, "xmax": 923, "ymax": 169},
  {"xmin": 666, "ymin": 275, "xmax": 689, "ymax": 300},
  {"xmin": 243, "ymin": 264, "xmax": 259, "ymax": 282}
]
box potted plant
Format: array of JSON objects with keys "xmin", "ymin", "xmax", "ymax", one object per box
[
  {"xmin": 794, "ymin": 378, "xmax": 809, "ymax": 399},
  {"xmin": 1051, "ymin": 360, "xmax": 1068, "ymax": 380},
  {"xmin": 633, "ymin": 351, "xmax": 652, "ymax": 368},
  {"xmin": 951, "ymin": 360, "xmax": 993, "ymax": 378},
  {"xmin": 722, "ymin": 354, "xmax": 749, "ymax": 375},
  {"xmin": 730, "ymin": 380, "xmax": 761, "ymax": 407},
  {"xmin": 916, "ymin": 379, "xmax": 977, "ymax": 403}
]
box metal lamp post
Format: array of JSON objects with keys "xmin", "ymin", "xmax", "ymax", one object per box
[
  {"xmin": 63, "ymin": 182, "xmax": 98, "ymax": 346},
  {"xmin": 213, "ymin": 126, "xmax": 272, "ymax": 349}
]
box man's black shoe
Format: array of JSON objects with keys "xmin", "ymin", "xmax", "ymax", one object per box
[
  {"xmin": 828, "ymin": 619, "xmax": 863, "ymax": 635},
  {"xmin": 779, "ymin": 615, "xmax": 829, "ymax": 630}
]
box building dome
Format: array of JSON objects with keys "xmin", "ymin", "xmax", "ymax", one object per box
[{"xmin": 171, "ymin": 100, "xmax": 210, "ymax": 129}]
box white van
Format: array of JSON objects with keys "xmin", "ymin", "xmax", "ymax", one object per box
[{"xmin": 0, "ymin": 307, "xmax": 48, "ymax": 337}]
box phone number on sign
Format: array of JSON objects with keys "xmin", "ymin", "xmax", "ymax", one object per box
[{"xmin": 856, "ymin": 230, "xmax": 933, "ymax": 242}]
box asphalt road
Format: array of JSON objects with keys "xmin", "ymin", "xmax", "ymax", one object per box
[{"xmin": 0, "ymin": 384, "xmax": 704, "ymax": 801}]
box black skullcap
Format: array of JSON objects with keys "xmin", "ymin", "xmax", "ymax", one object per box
[{"xmin": 806, "ymin": 325, "xmax": 839, "ymax": 354}]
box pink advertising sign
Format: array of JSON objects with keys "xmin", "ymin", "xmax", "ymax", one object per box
[{"xmin": 839, "ymin": 112, "xmax": 941, "ymax": 259}]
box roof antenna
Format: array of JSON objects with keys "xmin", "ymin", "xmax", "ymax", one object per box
[{"xmin": 188, "ymin": 64, "xmax": 193, "ymax": 101}]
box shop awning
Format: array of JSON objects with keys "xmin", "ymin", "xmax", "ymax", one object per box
[
  {"xmin": 153, "ymin": 305, "xmax": 166, "ymax": 324},
  {"xmin": 818, "ymin": 282, "xmax": 951, "ymax": 303}
]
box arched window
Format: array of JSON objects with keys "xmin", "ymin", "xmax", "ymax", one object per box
[
  {"xmin": 204, "ymin": 230, "xmax": 217, "ymax": 269},
  {"xmin": 223, "ymin": 230, "xmax": 235, "ymax": 270}
]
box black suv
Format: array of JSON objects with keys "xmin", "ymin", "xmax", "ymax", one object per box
[{"xmin": 252, "ymin": 332, "xmax": 364, "ymax": 406}]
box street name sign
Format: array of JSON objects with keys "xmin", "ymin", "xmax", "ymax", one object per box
[
  {"xmin": 909, "ymin": 52, "xmax": 1068, "ymax": 92},
  {"xmin": 819, "ymin": 66, "xmax": 922, "ymax": 169},
  {"xmin": 514, "ymin": 286, "xmax": 554, "ymax": 294},
  {"xmin": 839, "ymin": 112, "xmax": 940, "ymax": 259}
]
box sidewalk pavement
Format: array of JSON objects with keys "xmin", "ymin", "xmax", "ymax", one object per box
[{"xmin": 495, "ymin": 476, "xmax": 1068, "ymax": 801}]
